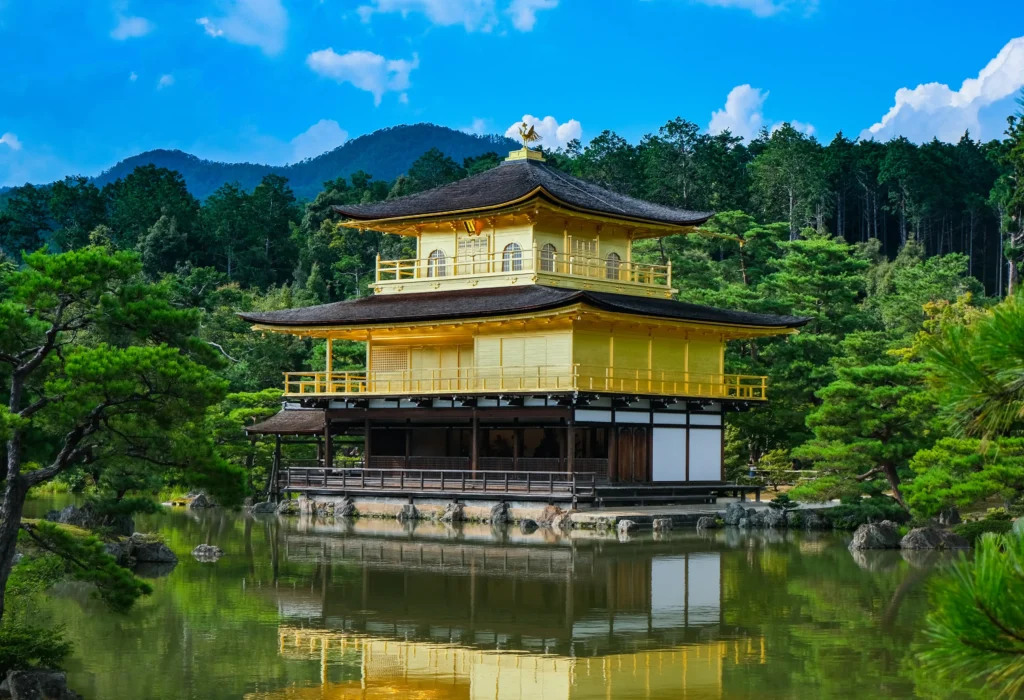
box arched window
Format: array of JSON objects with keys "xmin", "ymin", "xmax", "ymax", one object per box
[
  {"xmin": 605, "ymin": 252, "xmax": 621, "ymax": 280},
  {"xmin": 426, "ymin": 249, "xmax": 447, "ymax": 278},
  {"xmin": 502, "ymin": 242, "xmax": 523, "ymax": 272},
  {"xmin": 540, "ymin": 243, "xmax": 556, "ymax": 272}
]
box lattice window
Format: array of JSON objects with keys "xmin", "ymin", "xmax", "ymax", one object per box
[
  {"xmin": 605, "ymin": 252, "xmax": 621, "ymax": 280},
  {"xmin": 540, "ymin": 243, "xmax": 556, "ymax": 272},
  {"xmin": 502, "ymin": 242, "xmax": 523, "ymax": 272},
  {"xmin": 573, "ymin": 238, "xmax": 597, "ymax": 259},
  {"xmin": 426, "ymin": 249, "xmax": 447, "ymax": 277},
  {"xmin": 371, "ymin": 346, "xmax": 408, "ymax": 373}
]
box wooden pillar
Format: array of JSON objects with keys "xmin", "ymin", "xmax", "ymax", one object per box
[
  {"xmin": 404, "ymin": 423, "xmax": 411, "ymax": 469},
  {"xmin": 271, "ymin": 434, "xmax": 282, "ymax": 502},
  {"xmin": 471, "ymin": 409, "xmax": 479, "ymax": 474},
  {"xmin": 323, "ymin": 419, "xmax": 333, "ymax": 469},
  {"xmin": 566, "ymin": 422, "xmax": 576, "ymax": 475},
  {"xmin": 558, "ymin": 421, "xmax": 567, "ymax": 473},
  {"xmin": 608, "ymin": 426, "xmax": 617, "ymax": 481},
  {"xmin": 513, "ymin": 423, "xmax": 520, "ymax": 473},
  {"xmin": 363, "ymin": 417, "xmax": 371, "ymax": 469}
]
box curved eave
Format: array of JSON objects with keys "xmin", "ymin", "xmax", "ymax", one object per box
[
  {"xmin": 241, "ymin": 302, "xmax": 809, "ymax": 338},
  {"xmin": 333, "ymin": 187, "xmax": 713, "ymax": 234}
]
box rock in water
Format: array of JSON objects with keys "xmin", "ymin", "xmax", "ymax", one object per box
[
  {"xmin": 536, "ymin": 505, "xmax": 564, "ymax": 527},
  {"xmin": 277, "ymin": 500, "xmax": 298, "ymax": 515},
  {"xmin": 900, "ymin": 527, "xmax": 970, "ymax": 550},
  {"xmin": 250, "ymin": 501, "xmax": 278, "ymax": 514},
  {"xmin": 848, "ymin": 521, "xmax": 901, "ymax": 550},
  {"xmin": 519, "ymin": 519, "xmax": 539, "ymax": 534},
  {"xmin": 3, "ymin": 670, "xmax": 83, "ymax": 699},
  {"xmin": 103, "ymin": 541, "xmax": 134, "ymax": 567},
  {"xmin": 396, "ymin": 504, "xmax": 418, "ymax": 522},
  {"xmin": 489, "ymin": 502, "xmax": 509, "ymax": 525},
  {"xmin": 550, "ymin": 513, "xmax": 574, "ymax": 532},
  {"xmin": 129, "ymin": 534, "xmax": 178, "ymax": 563},
  {"xmin": 723, "ymin": 502, "xmax": 746, "ymax": 526},
  {"xmin": 49, "ymin": 504, "xmax": 134, "ymax": 536},
  {"xmin": 187, "ymin": 493, "xmax": 211, "ymax": 509},
  {"xmin": 616, "ymin": 520, "xmax": 638, "ymax": 535},
  {"xmin": 763, "ymin": 509, "xmax": 786, "ymax": 529},
  {"xmin": 338, "ymin": 502, "xmax": 357, "ymax": 518},
  {"xmin": 654, "ymin": 518, "xmax": 675, "ymax": 532},
  {"xmin": 695, "ymin": 516, "xmax": 716, "ymax": 530},
  {"xmin": 192, "ymin": 544, "xmax": 224, "ymax": 562},
  {"xmin": 439, "ymin": 502, "xmax": 465, "ymax": 523}
]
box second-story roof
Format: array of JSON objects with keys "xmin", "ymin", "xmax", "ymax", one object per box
[
  {"xmin": 332, "ymin": 158, "xmax": 713, "ymax": 228},
  {"xmin": 239, "ymin": 285, "xmax": 810, "ymax": 330}
]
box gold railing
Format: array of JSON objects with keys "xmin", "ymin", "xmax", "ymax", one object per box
[
  {"xmin": 375, "ymin": 248, "xmax": 671, "ymax": 288},
  {"xmin": 283, "ymin": 365, "xmax": 767, "ymax": 400}
]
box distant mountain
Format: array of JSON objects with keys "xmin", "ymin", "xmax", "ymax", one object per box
[{"xmin": 94, "ymin": 124, "xmax": 520, "ymax": 200}]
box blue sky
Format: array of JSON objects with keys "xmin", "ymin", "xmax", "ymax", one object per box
[{"xmin": 1, "ymin": 0, "xmax": 1023, "ymax": 186}]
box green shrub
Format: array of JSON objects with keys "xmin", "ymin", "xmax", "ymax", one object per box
[
  {"xmin": 0, "ymin": 621, "xmax": 71, "ymax": 677},
  {"xmin": 823, "ymin": 495, "xmax": 910, "ymax": 530},
  {"xmin": 768, "ymin": 493, "xmax": 799, "ymax": 511},
  {"xmin": 953, "ymin": 518, "xmax": 1014, "ymax": 543}
]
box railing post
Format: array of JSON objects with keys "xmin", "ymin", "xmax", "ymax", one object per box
[
  {"xmin": 440, "ymin": 471, "xmax": 445, "ymax": 490},
  {"xmin": 504, "ymin": 472, "xmax": 509, "ymax": 493},
  {"xmin": 667, "ymin": 258, "xmax": 672, "ymax": 288}
]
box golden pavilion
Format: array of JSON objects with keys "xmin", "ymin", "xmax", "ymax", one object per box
[{"xmin": 242, "ymin": 145, "xmax": 806, "ymax": 507}]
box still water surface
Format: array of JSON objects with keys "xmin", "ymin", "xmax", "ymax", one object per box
[{"xmin": 28, "ymin": 500, "xmax": 962, "ymax": 699}]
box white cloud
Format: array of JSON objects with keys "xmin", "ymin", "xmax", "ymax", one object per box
[
  {"xmin": 195, "ymin": 0, "xmax": 287, "ymax": 56},
  {"xmin": 0, "ymin": 132, "xmax": 22, "ymax": 151},
  {"xmin": 356, "ymin": 0, "xmax": 497, "ymax": 32},
  {"xmin": 306, "ymin": 48, "xmax": 419, "ymax": 106},
  {"xmin": 129, "ymin": 71, "xmax": 138, "ymax": 82},
  {"xmin": 708, "ymin": 84, "xmax": 767, "ymax": 140},
  {"xmin": 110, "ymin": 14, "xmax": 153, "ymax": 40},
  {"xmin": 506, "ymin": 0, "xmax": 557, "ymax": 30},
  {"xmin": 157, "ymin": 74, "xmax": 175, "ymax": 89},
  {"xmin": 862, "ymin": 36, "xmax": 1024, "ymax": 143},
  {"xmin": 504, "ymin": 114, "xmax": 582, "ymax": 150},
  {"xmin": 708, "ymin": 84, "xmax": 814, "ymax": 141},
  {"xmin": 290, "ymin": 119, "xmax": 349, "ymax": 162},
  {"xmin": 462, "ymin": 118, "xmax": 489, "ymax": 135},
  {"xmin": 691, "ymin": 0, "xmax": 817, "ymax": 18}
]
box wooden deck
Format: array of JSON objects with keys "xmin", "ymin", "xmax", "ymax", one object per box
[{"xmin": 277, "ymin": 466, "xmax": 761, "ymax": 505}]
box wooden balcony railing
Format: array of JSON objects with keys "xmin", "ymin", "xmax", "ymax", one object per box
[
  {"xmin": 283, "ymin": 365, "xmax": 768, "ymax": 400},
  {"xmin": 375, "ymin": 248, "xmax": 671, "ymax": 288}
]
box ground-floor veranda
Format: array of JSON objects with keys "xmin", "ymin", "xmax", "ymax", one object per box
[{"xmin": 248, "ymin": 395, "xmax": 759, "ymax": 506}]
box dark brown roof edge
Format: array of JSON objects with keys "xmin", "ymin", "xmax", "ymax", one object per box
[{"xmin": 246, "ymin": 409, "xmax": 325, "ymax": 435}]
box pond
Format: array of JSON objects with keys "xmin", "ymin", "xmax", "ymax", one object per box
[{"xmin": 27, "ymin": 499, "xmax": 963, "ymax": 699}]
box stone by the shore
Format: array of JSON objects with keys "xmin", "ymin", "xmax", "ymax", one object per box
[
  {"xmin": 192, "ymin": 544, "xmax": 224, "ymax": 562},
  {"xmin": 1, "ymin": 669, "xmax": 82, "ymax": 700},
  {"xmin": 900, "ymin": 527, "xmax": 970, "ymax": 550},
  {"xmin": 439, "ymin": 501, "xmax": 465, "ymax": 523},
  {"xmin": 45, "ymin": 504, "xmax": 134, "ymax": 537},
  {"xmin": 723, "ymin": 502, "xmax": 747, "ymax": 526},
  {"xmin": 617, "ymin": 520, "xmax": 638, "ymax": 535},
  {"xmin": 519, "ymin": 519, "xmax": 539, "ymax": 534},
  {"xmin": 654, "ymin": 517, "xmax": 674, "ymax": 532},
  {"xmin": 250, "ymin": 501, "xmax": 277, "ymax": 514},
  {"xmin": 848, "ymin": 521, "xmax": 901, "ymax": 550},
  {"xmin": 762, "ymin": 509, "xmax": 786, "ymax": 529},
  {"xmin": 186, "ymin": 492, "xmax": 215, "ymax": 509},
  {"xmin": 129, "ymin": 533, "xmax": 177, "ymax": 563},
  {"xmin": 536, "ymin": 505, "xmax": 564, "ymax": 527},
  {"xmin": 695, "ymin": 516, "xmax": 716, "ymax": 530},
  {"xmin": 489, "ymin": 502, "xmax": 509, "ymax": 525},
  {"xmin": 396, "ymin": 504, "xmax": 418, "ymax": 522}
]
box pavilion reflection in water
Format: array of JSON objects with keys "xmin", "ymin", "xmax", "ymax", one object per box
[{"xmin": 246, "ymin": 521, "xmax": 765, "ymax": 699}]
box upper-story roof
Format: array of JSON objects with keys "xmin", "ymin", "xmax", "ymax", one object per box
[
  {"xmin": 239, "ymin": 285, "xmax": 809, "ymax": 330},
  {"xmin": 332, "ymin": 158, "xmax": 713, "ymax": 228}
]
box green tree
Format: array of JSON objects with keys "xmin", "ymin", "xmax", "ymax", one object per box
[
  {"xmin": 406, "ymin": 148, "xmax": 466, "ymax": 193},
  {"xmin": 137, "ymin": 214, "xmax": 187, "ymax": 278},
  {"xmin": 0, "ymin": 184, "xmax": 51, "ymax": 255},
  {"xmin": 0, "ymin": 247, "xmax": 244, "ymax": 621},
  {"xmin": 919, "ymin": 533, "xmax": 1024, "ymax": 697},
  {"xmin": 103, "ymin": 165, "xmax": 199, "ymax": 251},
  {"xmin": 248, "ymin": 174, "xmax": 300, "ymax": 287},
  {"xmin": 749, "ymin": 124, "xmax": 828, "ymax": 238},
  {"xmin": 905, "ymin": 437, "xmax": 1024, "ymax": 517},
  {"xmin": 791, "ymin": 363, "xmax": 933, "ymax": 507},
  {"xmin": 48, "ymin": 176, "xmax": 107, "ymax": 251}
]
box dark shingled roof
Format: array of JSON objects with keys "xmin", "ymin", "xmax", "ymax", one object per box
[
  {"xmin": 239, "ymin": 286, "xmax": 809, "ymax": 329},
  {"xmin": 246, "ymin": 409, "xmax": 325, "ymax": 435},
  {"xmin": 332, "ymin": 159, "xmax": 713, "ymax": 227}
]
